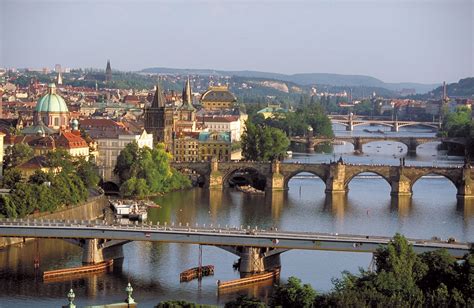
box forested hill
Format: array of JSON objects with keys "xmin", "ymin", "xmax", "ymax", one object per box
[
  {"xmin": 429, "ymin": 77, "xmax": 474, "ymax": 98},
  {"xmin": 141, "ymin": 67, "xmax": 438, "ymax": 94}
]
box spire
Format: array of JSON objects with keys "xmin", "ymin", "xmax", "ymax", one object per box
[
  {"xmin": 182, "ymin": 76, "xmax": 193, "ymax": 106},
  {"xmin": 152, "ymin": 81, "xmax": 166, "ymax": 108},
  {"xmin": 57, "ymin": 71, "xmax": 63, "ymax": 85},
  {"xmin": 105, "ymin": 59, "xmax": 112, "ymax": 82},
  {"xmin": 442, "ymin": 81, "xmax": 447, "ymax": 101},
  {"xmin": 48, "ymin": 83, "xmax": 57, "ymax": 95}
]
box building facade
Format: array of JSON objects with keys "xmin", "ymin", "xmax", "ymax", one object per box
[
  {"xmin": 200, "ymin": 85, "xmax": 236, "ymax": 110},
  {"xmin": 144, "ymin": 83, "xmax": 174, "ymax": 151}
]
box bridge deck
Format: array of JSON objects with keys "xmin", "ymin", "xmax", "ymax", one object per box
[{"xmin": 0, "ymin": 219, "xmax": 470, "ymax": 257}]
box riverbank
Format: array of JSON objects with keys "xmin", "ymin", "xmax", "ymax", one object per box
[{"xmin": 0, "ymin": 193, "xmax": 108, "ymax": 248}]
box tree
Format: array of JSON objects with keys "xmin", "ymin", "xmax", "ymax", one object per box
[
  {"xmin": 271, "ymin": 276, "xmax": 317, "ymax": 308},
  {"xmin": 76, "ymin": 158, "xmax": 100, "ymax": 188},
  {"xmin": 28, "ymin": 170, "xmax": 53, "ymax": 185},
  {"xmin": 224, "ymin": 295, "xmax": 266, "ymax": 308},
  {"xmin": 2, "ymin": 168, "xmax": 23, "ymax": 188},
  {"xmin": 115, "ymin": 142, "xmax": 191, "ymax": 198},
  {"xmin": 3, "ymin": 143, "xmax": 33, "ymax": 170},
  {"xmin": 241, "ymin": 121, "xmax": 290, "ymax": 161}
]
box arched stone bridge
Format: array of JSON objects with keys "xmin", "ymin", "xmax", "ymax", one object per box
[
  {"xmin": 328, "ymin": 115, "xmax": 441, "ymax": 132},
  {"xmin": 171, "ymin": 160, "xmax": 474, "ymax": 199},
  {"xmin": 290, "ymin": 136, "xmax": 440, "ymax": 154}
]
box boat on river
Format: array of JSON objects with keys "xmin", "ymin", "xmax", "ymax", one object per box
[{"xmin": 110, "ymin": 199, "xmax": 154, "ymax": 221}]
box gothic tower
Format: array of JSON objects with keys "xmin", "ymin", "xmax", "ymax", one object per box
[
  {"xmin": 144, "ymin": 82, "xmax": 174, "ymax": 150},
  {"xmin": 105, "ymin": 60, "xmax": 112, "ymax": 82}
]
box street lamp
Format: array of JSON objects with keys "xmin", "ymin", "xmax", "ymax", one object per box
[
  {"xmin": 125, "ymin": 282, "xmax": 135, "ymax": 304},
  {"xmin": 67, "ymin": 289, "xmax": 76, "ymax": 308}
]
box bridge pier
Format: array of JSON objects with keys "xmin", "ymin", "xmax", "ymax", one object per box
[
  {"xmin": 456, "ymin": 166, "xmax": 474, "ymax": 199},
  {"xmin": 209, "ymin": 159, "xmax": 223, "ymax": 189},
  {"xmin": 80, "ymin": 239, "xmax": 127, "ymax": 265},
  {"xmin": 353, "ymin": 137, "xmax": 363, "ymax": 154},
  {"xmin": 266, "ymin": 161, "xmax": 285, "ymax": 191},
  {"xmin": 219, "ymin": 246, "xmax": 285, "ymax": 276},
  {"xmin": 325, "ymin": 161, "xmax": 347, "ymax": 194}
]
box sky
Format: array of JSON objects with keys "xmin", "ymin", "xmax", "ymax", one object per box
[{"xmin": 0, "ymin": 0, "xmax": 473, "ymax": 84}]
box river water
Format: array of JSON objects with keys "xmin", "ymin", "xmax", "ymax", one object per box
[{"xmin": 0, "ymin": 125, "xmax": 472, "ymax": 307}]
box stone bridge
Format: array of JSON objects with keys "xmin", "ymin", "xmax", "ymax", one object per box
[
  {"xmin": 328, "ymin": 115, "xmax": 441, "ymax": 132},
  {"xmin": 172, "ymin": 160, "xmax": 474, "ymax": 199},
  {"xmin": 290, "ymin": 136, "xmax": 441, "ymax": 154}
]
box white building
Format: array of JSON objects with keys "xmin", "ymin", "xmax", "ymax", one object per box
[{"xmin": 197, "ymin": 115, "xmax": 242, "ymax": 142}]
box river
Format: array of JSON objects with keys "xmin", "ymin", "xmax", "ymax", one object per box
[{"xmin": 0, "ymin": 125, "xmax": 472, "ymax": 307}]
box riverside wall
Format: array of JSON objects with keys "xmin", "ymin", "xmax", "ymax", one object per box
[{"xmin": 0, "ymin": 194, "xmax": 108, "ymax": 248}]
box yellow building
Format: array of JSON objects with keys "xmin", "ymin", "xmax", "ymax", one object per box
[
  {"xmin": 200, "ymin": 85, "xmax": 236, "ymax": 110},
  {"xmin": 173, "ymin": 133, "xmax": 199, "ymax": 162},
  {"xmin": 198, "ymin": 131, "xmax": 231, "ymax": 161}
]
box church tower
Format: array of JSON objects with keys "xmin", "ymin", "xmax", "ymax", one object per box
[
  {"xmin": 144, "ymin": 82, "xmax": 174, "ymax": 150},
  {"xmin": 105, "ymin": 60, "xmax": 112, "ymax": 82},
  {"xmin": 175, "ymin": 77, "xmax": 196, "ymax": 134}
]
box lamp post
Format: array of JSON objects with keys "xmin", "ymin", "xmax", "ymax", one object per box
[
  {"xmin": 67, "ymin": 289, "xmax": 75, "ymax": 308},
  {"xmin": 125, "ymin": 282, "xmax": 135, "ymax": 304}
]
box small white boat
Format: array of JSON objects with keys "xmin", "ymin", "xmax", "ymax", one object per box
[{"xmin": 286, "ymin": 151, "xmax": 293, "ymax": 157}]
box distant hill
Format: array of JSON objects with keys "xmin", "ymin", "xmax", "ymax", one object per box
[
  {"xmin": 428, "ymin": 77, "xmax": 474, "ymax": 98},
  {"xmin": 141, "ymin": 67, "xmax": 438, "ymax": 94}
]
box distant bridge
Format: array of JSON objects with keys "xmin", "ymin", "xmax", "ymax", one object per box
[
  {"xmin": 328, "ymin": 114, "xmax": 441, "ymax": 132},
  {"xmin": 171, "ymin": 160, "xmax": 474, "ymax": 199},
  {"xmin": 0, "ymin": 219, "xmax": 470, "ymax": 275},
  {"xmin": 290, "ymin": 135, "xmax": 440, "ymax": 154}
]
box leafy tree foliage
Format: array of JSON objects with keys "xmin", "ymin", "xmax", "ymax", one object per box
[
  {"xmin": 224, "ymin": 295, "xmax": 266, "ymax": 308},
  {"xmin": 114, "ymin": 142, "xmax": 191, "ymax": 198},
  {"xmin": 271, "ymin": 276, "xmax": 317, "ymax": 308},
  {"xmin": 316, "ymin": 234, "xmax": 474, "ymax": 307},
  {"xmin": 441, "ymin": 106, "xmax": 472, "ymax": 138},
  {"xmin": 241, "ymin": 121, "xmax": 290, "ymax": 161},
  {"xmin": 155, "ymin": 300, "xmax": 217, "ymax": 308},
  {"xmin": 3, "ymin": 143, "xmax": 33, "ymax": 170},
  {"xmin": 0, "ymin": 151, "xmax": 97, "ymax": 218}
]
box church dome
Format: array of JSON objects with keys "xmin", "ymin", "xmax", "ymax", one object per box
[{"xmin": 35, "ymin": 83, "xmax": 69, "ymax": 113}]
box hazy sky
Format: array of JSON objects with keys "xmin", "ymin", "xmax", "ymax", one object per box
[{"xmin": 1, "ymin": 0, "xmax": 473, "ymax": 83}]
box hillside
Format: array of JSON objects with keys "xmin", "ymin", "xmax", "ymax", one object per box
[
  {"xmin": 428, "ymin": 77, "xmax": 474, "ymax": 98},
  {"xmin": 141, "ymin": 67, "xmax": 438, "ymax": 94}
]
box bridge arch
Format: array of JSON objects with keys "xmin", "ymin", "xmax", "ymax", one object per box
[
  {"xmin": 344, "ymin": 170, "xmax": 391, "ymax": 189},
  {"xmin": 284, "ymin": 170, "xmax": 327, "ymax": 189},
  {"xmin": 222, "ymin": 167, "xmax": 268, "ymax": 190},
  {"xmin": 352, "ymin": 121, "xmax": 394, "ymax": 129},
  {"xmin": 397, "ymin": 122, "xmax": 439, "ymax": 130},
  {"xmin": 410, "ymin": 172, "xmax": 459, "ymax": 192}
]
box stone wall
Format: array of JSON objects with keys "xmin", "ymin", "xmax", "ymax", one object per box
[{"xmin": 0, "ymin": 194, "xmax": 108, "ymax": 248}]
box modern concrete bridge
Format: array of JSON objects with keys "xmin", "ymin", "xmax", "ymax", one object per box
[
  {"xmin": 0, "ymin": 219, "xmax": 470, "ymax": 275},
  {"xmin": 290, "ymin": 135, "xmax": 440, "ymax": 154},
  {"xmin": 328, "ymin": 114, "xmax": 441, "ymax": 132},
  {"xmin": 172, "ymin": 160, "xmax": 474, "ymax": 199}
]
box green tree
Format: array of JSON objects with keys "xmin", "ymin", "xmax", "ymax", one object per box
[
  {"xmin": 3, "ymin": 143, "xmax": 34, "ymax": 170},
  {"xmin": 224, "ymin": 295, "xmax": 266, "ymax": 308},
  {"xmin": 28, "ymin": 170, "xmax": 53, "ymax": 185},
  {"xmin": 155, "ymin": 300, "xmax": 217, "ymax": 308},
  {"xmin": 271, "ymin": 276, "xmax": 317, "ymax": 308},
  {"xmin": 241, "ymin": 121, "xmax": 289, "ymax": 161},
  {"xmin": 76, "ymin": 158, "xmax": 100, "ymax": 188},
  {"xmin": 2, "ymin": 168, "xmax": 23, "ymax": 188}
]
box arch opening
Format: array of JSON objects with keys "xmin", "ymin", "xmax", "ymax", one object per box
[
  {"xmin": 224, "ymin": 168, "xmax": 267, "ymax": 191},
  {"xmin": 412, "ymin": 173, "xmax": 457, "ymax": 198},
  {"xmin": 345, "ymin": 171, "xmax": 391, "ymax": 192},
  {"xmin": 101, "ymin": 181, "xmax": 120, "ymax": 195},
  {"xmin": 286, "ymin": 171, "xmax": 326, "ymax": 190}
]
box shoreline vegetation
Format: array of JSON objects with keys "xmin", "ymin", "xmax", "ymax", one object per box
[
  {"xmin": 114, "ymin": 142, "xmax": 191, "ymax": 199},
  {"xmin": 155, "ymin": 234, "xmax": 473, "ymax": 308}
]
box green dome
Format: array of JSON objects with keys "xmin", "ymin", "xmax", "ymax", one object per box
[{"xmin": 35, "ymin": 83, "xmax": 69, "ymax": 113}]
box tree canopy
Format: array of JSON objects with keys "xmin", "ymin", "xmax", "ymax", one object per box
[
  {"xmin": 241, "ymin": 121, "xmax": 290, "ymax": 161},
  {"xmin": 114, "ymin": 142, "xmax": 191, "ymax": 198}
]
